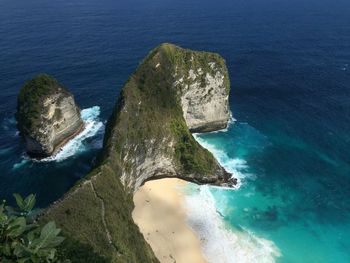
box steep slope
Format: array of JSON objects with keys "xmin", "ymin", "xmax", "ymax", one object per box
[
  {"xmin": 44, "ymin": 43, "xmax": 235, "ymax": 262},
  {"xmin": 16, "ymin": 74, "xmax": 84, "ymax": 157},
  {"xmin": 102, "ymin": 43, "xmax": 234, "ymax": 190}
]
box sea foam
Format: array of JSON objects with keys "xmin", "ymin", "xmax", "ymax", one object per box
[
  {"xmin": 188, "ymin": 131, "xmax": 281, "ymax": 263},
  {"xmin": 193, "ymin": 134, "xmax": 253, "ymax": 188},
  {"xmin": 202, "ymin": 112, "xmax": 236, "ymax": 134},
  {"xmin": 40, "ymin": 106, "xmax": 104, "ymax": 162},
  {"xmin": 184, "ymin": 185, "xmax": 281, "ymax": 263},
  {"xmin": 12, "ymin": 106, "xmax": 104, "ymax": 168}
]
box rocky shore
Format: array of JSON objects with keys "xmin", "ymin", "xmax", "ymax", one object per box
[
  {"xmin": 42, "ymin": 43, "xmax": 236, "ymax": 262},
  {"xmin": 16, "ymin": 74, "xmax": 84, "ymax": 158}
]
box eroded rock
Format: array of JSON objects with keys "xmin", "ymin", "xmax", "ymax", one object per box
[
  {"xmin": 174, "ymin": 53, "xmax": 231, "ymax": 132},
  {"xmin": 44, "ymin": 43, "xmax": 235, "ymax": 262},
  {"xmin": 102, "ymin": 43, "xmax": 234, "ymax": 190},
  {"xmin": 16, "ymin": 74, "xmax": 84, "ymax": 158}
]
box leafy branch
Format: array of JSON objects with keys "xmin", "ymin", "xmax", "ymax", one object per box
[{"xmin": 0, "ymin": 194, "xmax": 68, "ymax": 262}]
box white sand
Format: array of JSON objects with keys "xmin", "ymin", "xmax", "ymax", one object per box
[{"xmin": 132, "ymin": 178, "xmax": 208, "ymax": 263}]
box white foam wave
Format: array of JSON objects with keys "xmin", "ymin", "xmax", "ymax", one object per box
[
  {"xmin": 191, "ymin": 122, "xmax": 281, "ymax": 262},
  {"xmin": 184, "ymin": 185, "xmax": 281, "ymax": 263},
  {"xmin": 198, "ymin": 112, "xmax": 236, "ymax": 134},
  {"xmin": 12, "ymin": 159, "xmax": 29, "ymax": 170},
  {"xmin": 39, "ymin": 106, "xmax": 104, "ymax": 162},
  {"xmin": 193, "ymin": 135, "xmax": 254, "ymax": 187},
  {"xmin": 217, "ymin": 115, "xmax": 236, "ymax": 133},
  {"xmin": 13, "ymin": 106, "xmax": 104, "ymax": 168}
]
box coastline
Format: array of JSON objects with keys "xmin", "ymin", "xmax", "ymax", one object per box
[
  {"xmin": 33, "ymin": 106, "xmax": 103, "ymax": 163},
  {"xmin": 132, "ymin": 178, "xmax": 208, "ymax": 263},
  {"xmin": 51, "ymin": 121, "xmax": 85, "ymax": 156},
  {"xmin": 132, "ymin": 168, "xmax": 281, "ymax": 263}
]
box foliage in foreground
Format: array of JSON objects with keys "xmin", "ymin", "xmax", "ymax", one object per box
[{"xmin": 0, "ymin": 193, "xmax": 68, "ymax": 263}]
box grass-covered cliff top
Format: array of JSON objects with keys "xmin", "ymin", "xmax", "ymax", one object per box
[
  {"xmin": 157, "ymin": 43, "xmax": 230, "ymax": 91},
  {"xmin": 16, "ymin": 74, "xmax": 71, "ymax": 133}
]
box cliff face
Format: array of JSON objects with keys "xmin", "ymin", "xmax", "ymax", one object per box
[
  {"xmin": 16, "ymin": 74, "xmax": 84, "ymax": 157},
  {"xmin": 103, "ymin": 43, "xmax": 234, "ymax": 191},
  {"xmin": 175, "ymin": 49, "xmax": 231, "ymax": 132},
  {"xmin": 44, "ymin": 44, "xmax": 235, "ymax": 263}
]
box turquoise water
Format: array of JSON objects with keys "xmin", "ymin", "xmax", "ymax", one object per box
[{"xmin": 195, "ymin": 120, "xmax": 350, "ymax": 263}]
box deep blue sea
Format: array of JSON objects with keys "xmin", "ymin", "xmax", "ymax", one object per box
[{"xmin": 1, "ymin": 0, "xmax": 349, "ymax": 262}]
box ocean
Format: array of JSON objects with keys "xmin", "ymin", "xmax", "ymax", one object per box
[{"xmin": 0, "ymin": 0, "xmax": 349, "ymax": 262}]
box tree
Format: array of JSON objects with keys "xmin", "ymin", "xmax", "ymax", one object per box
[{"xmin": 0, "ymin": 193, "xmax": 68, "ymax": 262}]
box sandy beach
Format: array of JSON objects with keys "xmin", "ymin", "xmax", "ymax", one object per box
[{"xmin": 132, "ymin": 178, "xmax": 208, "ymax": 263}]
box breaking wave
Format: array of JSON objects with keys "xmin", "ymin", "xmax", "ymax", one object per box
[
  {"xmin": 184, "ymin": 184, "xmax": 281, "ymax": 263},
  {"xmin": 12, "ymin": 106, "xmax": 104, "ymax": 169},
  {"xmin": 39, "ymin": 106, "xmax": 104, "ymax": 162},
  {"xmin": 193, "ymin": 134, "xmax": 254, "ymax": 188},
  {"xmin": 190, "ymin": 126, "xmax": 281, "ymax": 263}
]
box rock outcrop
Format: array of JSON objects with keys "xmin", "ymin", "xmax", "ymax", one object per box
[
  {"xmin": 105, "ymin": 43, "xmax": 234, "ymax": 190},
  {"xmin": 175, "ymin": 49, "xmax": 231, "ymax": 132},
  {"xmin": 16, "ymin": 74, "xmax": 84, "ymax": 158},
  {"xmin": 43, "ymin": 43, "xmax": 235, "ymax": 262}
]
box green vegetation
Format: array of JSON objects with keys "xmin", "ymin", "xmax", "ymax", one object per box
[
  {"xmin": 16, "ymin": 74, "xmax": 69, "ymax": 133},
  {"xmin": 103, "ymin": 43, "xmax": 223, "ymax": 177},
  {"xmin": 45, "ymin": 43, "xmax": 229, "ymax": 262},
  {"xmin": 171, "ymin": 119, "xmax": 216, "ymax": 174},
  {"xmin": 0, "ymin": 194, "xmax": 67, "ymax": 263},
  {"xmin": 159, "ymin": 43, "xmax": 230, "ymax": 91},
  {"xmin": 44, "ymin": 166, "xmax": 158, "ymax": 263}
]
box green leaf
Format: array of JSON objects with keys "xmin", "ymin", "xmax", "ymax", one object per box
[
  {"xmin": 40, "ymin": 247, "xmax": 56, "ymax": 260},
  {"xmin": 40, "ymin": 222, "xmax": 60, "ymax": 240},
  {"xmin": 45, "ymin": 236, "xmax": 65, "ymax": 248},
  {"xmin": 3, "ymin": 258, "xmax": 18, "ymax": 263},
  {"xmin": 0, "ymin": 203, "xmax": 4, "ymax": 214},
  {"xmin": 13, "ymin": 243, "xmax": 26, "ymax": 257},
  {"xmin": 32, "ymin": 222, "xmax": 64, "ymax": 252},
  {"xmin": 4, "ymin": 205, "xmax": 16, "ymax": 215},
  {"xmin": 8, "ymin": 216, "xmax": 26, "ymax": 227},
  {"xmin": 15, "ymin": 243, "xmax": 34, "ymax": 257},
  {"xmin": 7, "ymin": 217, "xmax": 26, "ymax": 238},
  {"xmin": 2, "ymin": 242, "xmax": 12, "ymax": 256},
  {"xmin": 24, "ymin": 194, "xmax": 36, "ymax": 212},
  {"xmin": 0, "ymin": 213, "xmax": 8, "ymax": 224},
  {"xmin": 0, "ymin": 194, "xmax": 66, "ymax": 262},
  {"xmin": 13, "ymin": 193, "xmax": 25, "ymax": 210},
  {"xmin": 26, "ymin": 227, "xmax": 39, "ymax": 243},
  {"xmin": 0, "ymin": 244, "xmax": 9, "ymax": 256}
]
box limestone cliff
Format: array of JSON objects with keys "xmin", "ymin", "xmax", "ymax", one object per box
[
  {"xmin": 175, "ymin": 48, "xmax": 231, "ymax": 132},
  {"xmin": 16, "ymin": 74, "xmax": 84, "ymax": 158},
  {"xmin": 44, "ymin": 43, "xmax": 235, "ymax": 263},
  {"xmin": 103, "ymin": 43, "xmax": 234, "ymax": 191}
]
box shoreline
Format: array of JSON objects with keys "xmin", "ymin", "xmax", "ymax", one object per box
[
  {"xmin": 132, "ymin": 178, "xmax": 208, "ymax": 263},
  {"xmin": 27, "ymin": 106, "xmax": 103, "ymax": 163},
  {"xmin": 26, "ymin": 122, "xmax": 85, "ymax": 160},
  {"xmin": 132, "ymin": 178, "xmax": 281, "ymax": 263},
  {"xmin": 51, "ymin": 121, "xmax": 85, "ymax": 156}
]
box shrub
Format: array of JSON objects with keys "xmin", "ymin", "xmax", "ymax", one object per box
[{"xmin": 0, "ymin": 194, "xmax": 68, "ymax": 263}]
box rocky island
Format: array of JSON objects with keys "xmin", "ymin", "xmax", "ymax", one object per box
[
  {"xmin": 40, "ymin": 43, "xmax": 235, "ymax": 262},
  {"xmin": 16, "ymin": 74, "xmax": 84, "ymax": 158}
]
